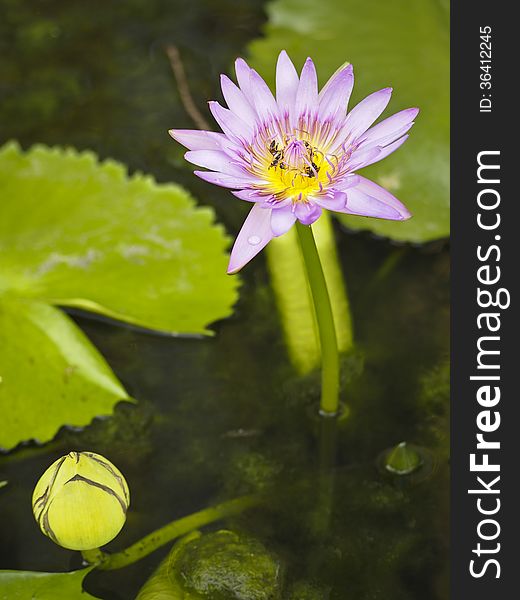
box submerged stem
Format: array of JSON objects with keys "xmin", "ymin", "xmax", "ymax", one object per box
[
  {"xmin": 82, "ymin": 495, "xmax": 257, "ymax": 571},
  {"xmin": 296, "ymin": 221, "xmax": 340, "ymax": 416}
]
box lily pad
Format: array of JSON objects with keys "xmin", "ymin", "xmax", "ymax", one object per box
[
  {"xmin": 248, "ymin": 0, "xmax": 449, "ymax": 242},
  {"xmin": 0, "ymin": 297, "xmax": 130, "ymax": 450},
  {"xmin": 0, "ymin": 142, "xmax": 239, "ymax": 449},
  {"xmin": 0, "ymin": 567, "xmax": 97, "ymax": 599},
  {"xmin": 136, "ymin": 533, "xmax": 199, "ymax": 600},
  {"xmin": 0, "ymin": 142, "xmax": 239, "ymax": 335},
  {"xmin": 137, "ymin": 530, "xmax": 282, "ymax": 600}
]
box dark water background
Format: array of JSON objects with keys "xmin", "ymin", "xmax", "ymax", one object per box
[{"xmin": 0, "ymin": 1, "xmax": 449, "ymax": 598}]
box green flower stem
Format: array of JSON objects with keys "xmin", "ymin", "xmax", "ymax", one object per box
[
  {"xmin": 81, "ymin": 495, "xmax": 257, "ymax": 571},
  {"xmin": 81, "ymin": 548, "xmax": 105, "ymax": 565},
  {"xmin": 296, "ymin": 221, "xmax": 340, "ymax": 416}
]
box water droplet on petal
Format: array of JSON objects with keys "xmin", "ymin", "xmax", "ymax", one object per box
[{"xmin": 248, "ymin": 235, "xmax": 261, "ymax": 246}]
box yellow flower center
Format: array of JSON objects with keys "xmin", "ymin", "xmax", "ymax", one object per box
[{"xmin": 263, "ymin": 136, "xmax": 333, "ymax": 201}]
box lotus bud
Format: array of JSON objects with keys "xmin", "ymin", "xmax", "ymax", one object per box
[
  {"xmin": 32, "ymin": 451, "xmax": 130, "ymax": 551},
  {"xmin": 384, "ymin": 441, "xmax": 423, "ymax": 475}
]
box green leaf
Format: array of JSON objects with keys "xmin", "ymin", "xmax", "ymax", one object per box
[
  {"xmin": 247, "ymin": 0, "xmax": 449, "ymax": 242},
  {"xmin": 136, "ymin": 532, "xmax": 202, "ymax": 600},
  {"xmin": 137, "ymin": 530, "xmax": 283, "ymax": 600},
  {"xmin": 0, "ymin": 142, "xmax": 240, "ymax": 448},
  {"xmin": 0, "ymin": 297, "xmax": 130, "ymax": 450},
  {"xmin": 0, "ymin": 567, "xmax": 98, "ymax": 600},
  {"xmin": 0, "ymin": 141, "xmax": 239, "ymax": 335}
]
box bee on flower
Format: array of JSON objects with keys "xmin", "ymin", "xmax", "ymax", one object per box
[{"xmin": 170, "ymin": 51, "xmax": 418, "ymax": 274}]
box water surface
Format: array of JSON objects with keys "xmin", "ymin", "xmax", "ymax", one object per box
[{"xmin": 0, "ymin": 1, "xmax": 449, "ymax": 598}]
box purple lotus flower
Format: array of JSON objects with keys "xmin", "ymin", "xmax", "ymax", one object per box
[{"xmin": 170, "ymin": 51, "xmax": 418, "ymax": 274}]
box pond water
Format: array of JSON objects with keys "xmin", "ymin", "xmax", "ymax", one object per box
[{"xmin": 0, "ymin": 1, "xmax": 449, "ymax": 598}]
